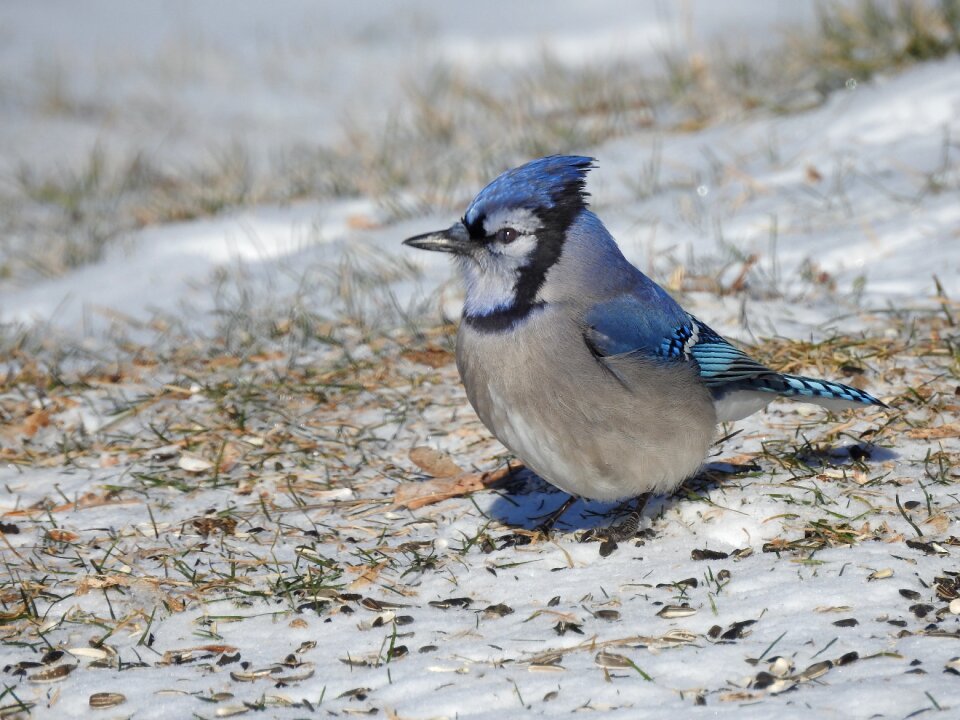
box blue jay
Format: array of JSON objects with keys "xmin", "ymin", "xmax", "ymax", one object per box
[{"xmin": 404, "ymin": 156, "xmax": 886, "ymax": 539}]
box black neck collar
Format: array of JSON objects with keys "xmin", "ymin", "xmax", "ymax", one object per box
[{"xmin": 463, "ymin": 300, "xmax": 546, "ymax": 332}]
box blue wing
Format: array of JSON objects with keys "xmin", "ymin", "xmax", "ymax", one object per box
[{"xmin": 584, "ymin": 297, "xmax": 886, "ymax": 410}]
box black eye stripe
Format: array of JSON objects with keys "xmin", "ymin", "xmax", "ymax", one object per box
[{"xmin": 463, "ymin": 213, "xmax": 486, "ymax": 240}]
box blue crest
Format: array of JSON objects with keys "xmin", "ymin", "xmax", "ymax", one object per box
[{"xmin": 463, "ymin": 155, "xmax": 595, "ymax": 232}]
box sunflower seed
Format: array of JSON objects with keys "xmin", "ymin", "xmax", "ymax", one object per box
[
  {"xmin": 833, "ymin": 618, "xmax": 859, "ymax": 627},
  {"xmin": 767, "ymin": 679, "xmax": 797, "ymax": 694},
  {"xmin": 428, "ymin": 597, "xmax": 472, "ymax": 610},
  {"xmin": 691, "ymin": 548, "xmax": 728, "ymax": 561},
  {"xmin": 230, "ymin": 667, "xmax": 273, "ymax": 682},
  {"xmin": 40, "ymin": 650, "xmax": 64, "ymax": 665},
  {"xmin": 272, "ymin": 662, "xmax": 316, "ymax": 682},
  {"xmin": 68, "ymin": 647, "xmax": 111, "ymax": 660},
  {"xmin": 529, "ymin": 663, "xmax": 566, "ymax": 672},
  {"xmin": 89, "ymin": 692, "xmax": 126, "ymax": 709},
  {"xmin": 595, "ymin": 651, "xmax": 632, "ymax": 669},
  {"xmin": 215, "ymin": 705, "xmax": 250, "ymax": 717},
  {"xmin": 483, "ymin": 603, "xmax": 514, "ymax": 618},
  {"xmin": 29, "ymin": 664, "xmax": 76, "ymax": 683},
  {"xmin": 661, "ymin": 629, "xmax": 698, "ymax": 644},
  {"xmin": 796, "ymin": 660, "xmax": 833, "ymax": 681},
  {"xmin": 657, "ymin": 604, "xmax": 697, "ymax": 619},
  {"xmin": 868, "ymin": 568, "xmax": 893, "ymax": 580},
  {"xmin": 768, "ymin": 656, "xmax": 794, "ymax": 678}
]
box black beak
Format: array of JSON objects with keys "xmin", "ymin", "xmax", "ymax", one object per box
[{"xmin": 402, "ymin": 222, "xmax": 472, "ymax": 255}]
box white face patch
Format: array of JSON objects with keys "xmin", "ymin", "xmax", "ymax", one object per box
[
  {"xmin": 457, "ymin": 208, "xmax": 543, "ymax": 316},
  {"xmin": 482, "ymin": 207, "xmax": 541, "ymax": 236},
  {"xmin": 457, "ymin": 241, "xmax": 535, "ymax": 316}
]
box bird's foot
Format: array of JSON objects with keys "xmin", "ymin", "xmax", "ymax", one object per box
[
  {"xmin": 530, "ymin": 495, "xmax": 579, "ymax": 539},
  {"xmin": 580, "ymin": 494, "xmax": 650, "ymax": 556}
]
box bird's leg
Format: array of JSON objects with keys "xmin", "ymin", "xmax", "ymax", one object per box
[
  {"xmin": 609, "ymin": 493, "xmax": 650, "ymax": 539},
  {"xmin": 590, "ymin": 493, "xmax": 650, "ymax": 556},
  {"xmin": 532, "ymin": 494, "xmax": 579, "ymax": 535}
]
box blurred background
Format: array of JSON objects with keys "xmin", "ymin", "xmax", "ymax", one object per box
[{"xmin": 1, "ymin": 0, "xmax": 958, "ymax": 342}]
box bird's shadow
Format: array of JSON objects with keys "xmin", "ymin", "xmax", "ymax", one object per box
[{"xmin": 484, "ymin": 442, "xmax": 897, "ymax": 537}]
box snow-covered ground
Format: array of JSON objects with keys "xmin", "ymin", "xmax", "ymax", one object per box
[{"xmin": 1, "ymin": 3, "xmax": 959, "ymax": 719}]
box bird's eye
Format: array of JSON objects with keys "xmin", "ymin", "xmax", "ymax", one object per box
[{"xmin": 496, "ymin": 227, "xmax": 519, "ymax": 244}]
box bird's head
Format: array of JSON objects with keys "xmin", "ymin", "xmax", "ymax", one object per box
[{"xmin": 403, "ymin": 155, "xmax": 595, "ymax": 325}]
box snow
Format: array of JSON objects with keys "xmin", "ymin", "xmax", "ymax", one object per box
[{"xmin": 2, "ymin": 3, "xmax": 960, "ymax": 719}]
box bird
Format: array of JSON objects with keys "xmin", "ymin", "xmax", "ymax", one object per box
[{"xmin": 403, "ymin": 155, "xmax": 886, "ymax": 542}]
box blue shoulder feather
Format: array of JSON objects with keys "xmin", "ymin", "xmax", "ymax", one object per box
[{"xmin": 584, "ymin": 299, "xmax": 886, "ymax": 407}]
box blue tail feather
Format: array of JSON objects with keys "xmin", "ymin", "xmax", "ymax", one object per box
[{"xmin": 778, "ymin": 373, "xmax": 887, "ymax": 407}]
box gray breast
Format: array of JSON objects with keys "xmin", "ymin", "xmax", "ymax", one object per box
[{"xmin": 456, "ymin": 304, "xmax": 717, "ymax": 501}]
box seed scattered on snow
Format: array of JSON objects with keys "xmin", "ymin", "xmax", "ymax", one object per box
[
  {"xmin": 215, "ymin": 706, "xmax": 250, "ymax": 718},
  {"xmin": 768, "ymin": 656, "xmax": 794, "ymax": 677},
  {"xmin": 657, "ymin": 577, "xmax": 697, "ymax": 590},
  {"xmin": 595, "ymin": 651, "xmax": 632, "ymax": 669},
  {"xmin": 949, "ymin": 598, "xmax": 960, "ymax": 615},
  {"xmin": 833, "ymin": 618, "xmax": 859, "ymax": 627},
  {"xmin": 868, "ymin": 568, "xmax": 894, "ymax": 580},
  {"xmin": 661, "ymin": 629, "xmax": 698, "ymax": 644},
  {"xmin": 796, "ymin": 660, "xmax": 833, "ymax": 681},
  {"xmin": 767, "ymin": 678, "xmax": 797, "ymax": 694},
  {"xmin": 229, "ymin": 667, "xmax": 274, "ymax": 682},
  {"xmin": 906, "ymin": 539, "xmax": 949, "ymax": 556},
  {"xmin": 720, "ymin": 619, "xmax": 756, "ymax": 640},
  {"xmin": 553, "ymin": 621, "xmax": 584, "ymax": 636},
  {"xmin": 945, "ymin": 657, "xmax": 960, "ymax": 675},
  {"xmin": 529, "ymin": 663, "xmax": 566, "ymax": 672},
  {"xmin": 691, "ymin": 548, "xmax": 728, "ymax": 561},
  {"xmin": 68, "ymin": 646, "xmax": 112, "ymax": 660},
  {"xmin": 910, "ymin": 603, "xmax": 934, "ymax": 618},
  {"xmin": 386, "ymin": 646, "xmax": 408, "ymax": 660},
  {"xmin": 899, "ymin": 588, "xmax": 922, "ymax": 600},
  {"xmin": 40, "ymin": 649, "xmax": 63, "ymax": 664},
  {"xmin": 28, "ymin": 664, "xmax": 75, "ymax": 682},
  {"xmin": 836, "ymin": 652, "xmax": 859, "ymax": 666},
  {"xmin": 657, "ymin": 604, "xmax": 697, "ymax": 619},
  {"xmin": 595, "ymin": 609, "xmax": 621, "ymax": 621},
  {"xmin": 89, "ymin": 693, "xmax": 126, "ymax": 709},
  {"xmin": 429, "ymin": 597, "xmax": 473, "ymax": 609},
  {"xmin": 483, "ymin": 603, "xmax": 514, "ymax": 618},
  {"xmin": 360, "ymin": 611, "xmax": 395, "ymax": 630}
]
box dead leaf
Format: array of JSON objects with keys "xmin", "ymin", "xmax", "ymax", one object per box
[
  {"xmin": 193, "ymin": 517, "xmax": 238, "ymax": 537},
  {"xmin": 393, "ymin": 466, "xmax": 515, "ymax": 510},
  {"xmin": 924, "ymin": 514, "xmax": 951, "ymax": 534},
  {"xmin": 22, "ymin": 409, "xmax": 51, "ymax": 437},
  {"xmin": 908, "ymin": 424, "xmax": 960, "ymax": 440},
  {"xmin": 47, "ymin": 529, "xmax": 80, "ymax": 543},
  {"xmin": 409, "ymin": 447, "xmax": 464, "ymax": 478},
  {"xmin": 400, "ymin": 347, "xmax": 453, "ymax": 368}
]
